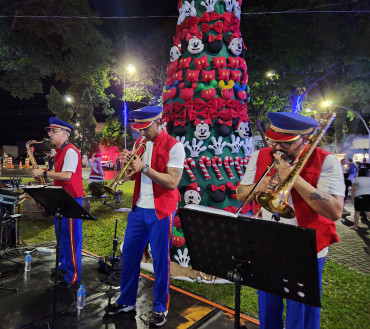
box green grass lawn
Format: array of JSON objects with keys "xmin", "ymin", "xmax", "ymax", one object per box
[{"xmin": 18, "ymin": 179, "xmax": 370, "ymax": 329}]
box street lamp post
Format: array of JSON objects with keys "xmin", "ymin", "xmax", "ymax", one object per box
[
  {"xmin": 322, "ymin": 101, "xmax": 370, "ymax": 159},
  {"xmin": 123, "ymin": 64, "xmax": 135, "ymax": 150}
]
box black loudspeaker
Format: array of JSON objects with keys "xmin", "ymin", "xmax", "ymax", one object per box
[{"xmin": 1, "ymin": 218, "xmax": 17, "ymax": 249}]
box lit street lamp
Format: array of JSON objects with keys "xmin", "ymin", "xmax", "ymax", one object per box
[
  {"xmin": 123, "ymin": 64, "xmax": 136, "ymax": 150},
  {"xmin": 322, "ymin": 101, "xmax": 370, "ymax": 159}
]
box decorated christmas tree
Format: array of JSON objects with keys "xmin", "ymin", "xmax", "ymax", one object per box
[{"xmin": 162, "ymin": 0, "xmax": 253, "ymax": 272}]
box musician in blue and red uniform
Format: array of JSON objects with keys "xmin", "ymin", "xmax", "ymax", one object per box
[
  {"xmin": 105, "ymin": 106, "xmax": 185, "ymax": 327},
  {"xmin": 237, "ymin": 112, "xmax": 345, "ymax": 329},
  {"xmin": 32, "ymin": 117, "xmax": 84, "ymax": 288}
]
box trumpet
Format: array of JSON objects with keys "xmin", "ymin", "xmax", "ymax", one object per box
[
  {"xmin": 104, "ymin": 138, "xmax": 146, "ymax": 196},
  {"xmin": 237, "ymin": 113, "xmax": 336, "ymax": 218}
]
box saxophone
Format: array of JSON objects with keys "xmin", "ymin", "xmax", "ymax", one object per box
[
  {"xmin": 26, "ymin": 139, "xmax": 50, "ymax": 216},
  {"xmin": 26, "ymin": 139, "xmax": 48, "ymax": 185}
]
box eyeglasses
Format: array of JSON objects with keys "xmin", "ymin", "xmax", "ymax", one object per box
[
  {"xmin": 268, "ymin": 137, "xmax": 301, "ymax": 149},
  {"xmin": 48, "ymin": 129, "xmax": 64, "ymax": 135}
]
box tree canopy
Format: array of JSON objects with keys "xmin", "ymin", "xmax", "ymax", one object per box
[{"xmin": 0, "ymin": 0, "xmax": 114, "ymax": 112}]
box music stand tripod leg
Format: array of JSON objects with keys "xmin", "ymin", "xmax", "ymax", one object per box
[{"xmin": 227, "ymin": 261, "xmax": 248, "ymax": 329}]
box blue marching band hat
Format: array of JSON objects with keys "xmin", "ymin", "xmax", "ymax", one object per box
[
  {"xmin": 45, "ymin": 117, "xmax": 74, "ymax": 132},
  {"xmin": 265, "ymin": 112, "xmax": 318, "ymax": 142},
  {"xmin": 131, "ymin": 106, "xmax": 163, "ymax": 130}
]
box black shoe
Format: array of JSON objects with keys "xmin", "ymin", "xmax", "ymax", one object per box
[
  {"xmin": 104, "ymin": 303, "xmax": 136, "ymax": 315},
  {"xmin": 149, "ymin": 311, "xmax": 168, "ymax": 327},
  {"xmin": 50, "ymin": 268, "xmax": 66, "ymax": 278},
  {"xmin": 57, "ymin": 279, "xmax": 71, "ymax": 289}
]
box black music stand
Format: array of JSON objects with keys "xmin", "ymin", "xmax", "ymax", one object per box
[
  {"xmin": 179, "ymin": 205, "xmax": 320, "ymax": 329},
  {"xmin": 23, "ymin": 186, "xmax": 95, "ymax": 329}
]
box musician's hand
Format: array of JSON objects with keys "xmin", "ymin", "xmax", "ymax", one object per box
[
  {"xmin": 257, "ymin": 176, "xmax": 280, "ymax": 193},
  {"xmin": 120, "ymin": 150, "xmax": 131, "ymax": 165},
  {"xmin": 130, "ymin": 155, "xmax": 145, "ymax": 174},
  {"xmin": 32, "ymin": 168, "xmax": 44, "ymax": 178},
  {"xmin": 273, "ymin": 153, "xmax": 295, "ymax": 181}
]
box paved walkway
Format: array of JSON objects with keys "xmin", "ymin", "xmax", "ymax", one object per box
[{"xmin": 327, "ymin": 200, "xmax": 370, "ymax": 274}]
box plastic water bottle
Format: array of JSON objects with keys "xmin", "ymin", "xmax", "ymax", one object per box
[
  {"xmin": 24, "ymin": 252, "xmax": 32, "ymax": 272},
  {"xmin": 76, "ymin": 284, "xmax": 86, "ymax": 310}
]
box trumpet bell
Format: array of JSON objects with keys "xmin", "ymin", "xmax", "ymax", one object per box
[{"xmin": 256, "ymin": 191, "xmax": 296, "ymax": 219}]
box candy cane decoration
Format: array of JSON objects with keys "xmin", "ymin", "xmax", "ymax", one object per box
[
  {"xmin": 223, "ymin": 156, "xmax": 235, "ymax": 179},
  {"xmin": 244, "ymin": 155, "xmax": 251, "ymax": 170},
  {"xmin": 211, "ymin": 156, "xmax": 223, "ymax": 180},
  {"xmin": 199, "ymin": 156, "xmax": 211, "ymax": 180},
  {"xmin": 184, "ymin": 157, "xmax": 196, "ymax": 181},
  {"xmin": 234, "ymin": 156, "xmax": 244, "ymax": 179}
]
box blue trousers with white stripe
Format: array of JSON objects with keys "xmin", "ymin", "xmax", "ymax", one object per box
[
  {"xmin": 258, "ymin": 257, "xmax": 325, "ymax": 329},
  {"xmin": 116, "ymin": 207, "xmax": 174, "ymax": 312},
  {"xmin": 54, "ymin": 197, "xmax": 82, "ymax": 285}
]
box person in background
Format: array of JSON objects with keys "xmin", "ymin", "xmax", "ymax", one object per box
[
  {"xmin": 237, "ymin": 112, "xmax": 344, "ymax": 329},
  {"xmin": 88, "ymin": 150, "xmax": 105, "ymax": 184},
  {"xmin": 347, "ymin": 158, "xmax": 357, "ymax": 183},
  {"xmin": 350, "ymin": 167, "xmax": 370, "ymax": 230},
  {"xmin": 32, "ymin": 117, "xmax": 84, "ymax": 288},
  {"xmin": 48, "ymin": 152, "xmax": 54, "ymax": 170},
  {"xmin": 359, "ymin": 157, "xmax": 370, "ymax": 170},
  {"xmin": 340, "ymin": 158, "xmax": 351, "ymax": 214},
  {"xmin": 116, "ymin": 155, "xmax": 121, "ymax": 172},
  {"xmin": 104, "ymin": 106, "xmax": 185, "ymax": 327}
]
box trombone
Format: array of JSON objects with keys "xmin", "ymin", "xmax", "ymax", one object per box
[{"xmin": 236, "ymin": 113, "xmax": 336, "ymax": 218}]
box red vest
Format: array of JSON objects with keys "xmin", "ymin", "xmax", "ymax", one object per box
[
  {"xmin": 256, "ymin": 146, "xmax": 339, "ymax": 252},
  {"xmin": 54, "ymin": 143, "xmax": 84, "ymax": 198},
  {"xmin": 132, "ymin": 131, "xmax": 181, "ymax": 220}
]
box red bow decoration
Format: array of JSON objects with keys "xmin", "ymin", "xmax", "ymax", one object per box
[
  {"xmin": 201, "ymin": 21, "xmax": 223, "ymax": 34},
  {"xmin": 193, "ymin": 98, "xmax": 207, "ymax": 111},
  {"xmin": 218, "ymin": 108, "xmax": 238, "ymax": 121},
  {"xmin": 210, "ymin": 12, "xmax": 231, "ymax": 22},
  {"xmin": 174, "ymin": 119, "xmax": 186, "ymax": 127},
  {"xmin": 211, "ymin": 184, "xmax": 226, "ymax": 192},
  {"xmin": 188, "ymin": 16, "xmax": 199, "ymax": 27},
  {"xmin": 238, "ymin": 113, "xmax": 249, "ymax": 122},
  {"xmin": 199, "ymin": 12, "xmax": 210, "ymax": 23},
  {"xmin": 188, "ymin": 109, "xmax": 198, "ymax": 121},
  {"xmin": 225, "ymin": 99, "xmax": 243, "ymax": 111},
  {"xmin": 173, "ymin": 102, "xmax": 184, "ymax": 113},
  {"xmin": 175, "ymin": 20, "xmax": 189, "ymax": 36},
  {"xmin": 173, "ymin": 110, "xmax": 187, "ymax": 121},
  {"xmin": 182, "ymin": 100, "xmax": 194, "ymax": 111},
  {"xmin": 195, "ymin": 108, "xmax": 209, "ymax": 118},
  {"xmin": 163, "ymin": 103, "xmax": 173, "ymax": 116},
  {"xmin": 186, "ymin": 31, "xmax": 203, "ymax": 41},
  {"xmin": 208, "ymin": 34, "xmax": 222, "ymax": 43},
  {"xmin": 180, "ymin": 24, "xmax": 198, "ymax": 39},
  {"xmin": 219, "ymin": 119, "xmax": 232, "ymax": 127},
  {"xmin": 194, "ymin": 118, "xmax": 211, "ymax": 126}
]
